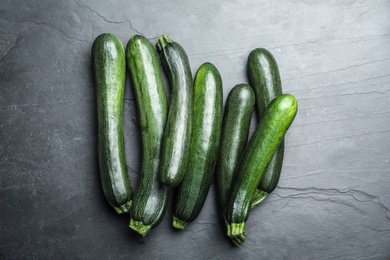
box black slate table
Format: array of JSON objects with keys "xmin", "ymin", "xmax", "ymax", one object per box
[{"xmin": 1, "ymin": 1, "xmax": 389, "ymax": 259}]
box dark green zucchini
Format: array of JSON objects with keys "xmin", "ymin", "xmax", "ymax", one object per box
[
  {"xmin": 226, "ymin": 94, "xmax": 298, "ymax": 245},
  {"xmin": 156, "ymin": 34, "xmax": 193, "ymax": 188},
  {"xmin": 247, "ymin": 48, "xmax": 284, "ymax": 208},
  {"xmin": 92, "ymin": 33, "xmax": 132, "ymax": 214},
  {"xmin": 126, "ymin": 35, "xmax": 169, "ymax": 236},
  {"xmin": 215, "ymin": 84, "xmax": 254, "ymax": 230},
  {"xmin": 173, "ymin": 62, "xmax": 223, "ymax": 230}
]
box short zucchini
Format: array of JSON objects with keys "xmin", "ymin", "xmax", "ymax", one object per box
[
  {"xmin": 92, "ymin": 33, "xmax": 132, "ymax": 214},
  {"xmin": 173, "ymin": 62, "xmax": 223, "ymax": 230},
  {"xmin": 215, "ymin": 84, "xmax": 254, "ymax": 230},
  {"xmin": 247, "ymin": 48, "xmax": 284, "ymax": 208},
  {"xmin": 226, "ymin": 94, "xmax": 298, "ymax": 245},
  {"xmin": 156, "ymin": 34, "xmax": 193, "ymax": 188},
  {"xmin": 126, "ymin": 35, "xmax": 169, "ymax": 236}
]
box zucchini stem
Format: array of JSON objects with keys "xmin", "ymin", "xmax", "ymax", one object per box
[
  {"xmin": 129, "ymin": 218, "xmax": 152, "ymax": 237},
  {"xmin": 227, "ymin": 222, "xmax": 246, "ymax": 237},
  {"xmin": 172, "ymin": 216, "xmax": 188, "ymax": 230},
  {"xmin": 155, "ymin": 34, "xmax": 172, "ymax": 51},
  {"xmin": 230, "ymin": 232, "xmax": 247, "ymax": 246},
  {"xmin": 251, "ymin": 189, "xmax": 269, "ymax": 209},
  {"xmin": 114, "ymin": 200, "xmax": 132, "ymax": 214}
]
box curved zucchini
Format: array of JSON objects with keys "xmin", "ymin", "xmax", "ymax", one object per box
[
  {"xmin": 126, "ymin": 35, "xmax": 169, "ymax": 236},
  {"xmin": 215, "ymin": 84, "xmax": 254, "ymax": 228},
  {"xmin": 247, "ymin": 48, "xmax": 284, "ymax": 208},
  {"xmin": 173, "ymin": 63, "xmax": 223, "ymax": 230},
  {"xmin": 92, "ymin": 33, "xmax": 132, "ymax": 214},
  {"xmin": 156, "ymin": 34, "xmax": 193, "ymax": 188},
  {"xmin": 226, "ymin": 94, "xmax": 298, "ymax": 245}
]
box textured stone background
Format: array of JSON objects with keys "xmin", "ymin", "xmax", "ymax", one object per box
[{"xmin": 1, "ymin": 1, "xmax": 389, "ymax": 259}]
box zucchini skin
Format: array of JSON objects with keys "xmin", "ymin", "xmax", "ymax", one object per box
[
  {"xmin": 173, "ymin": 63, "xmax": 223, "ymax": 229},
  {"xmin": 225, "ymin": 94, "xmax": 297, "ymax": 244},
  {"xmin": 156, "ymin": 35, "xmax": 193, "ymax": 188},
  {"xmin": 247, "ymin": 48, "xmax": 284, "ymax": 208},
  {"xmin": 92, "ymin": 33, "xmax": 132, "ymax": 214},
  {"xmin": 126, "ymin": 35, "xmax": 169, "ymax": 236},
  {"xmin": 215, "ymin": 84, "xmax": 254, "ymax": 225}
]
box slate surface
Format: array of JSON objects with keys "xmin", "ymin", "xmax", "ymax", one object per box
[{"xmin": 1, "ymin": 1, "xmax": 390, "ymax": 259}]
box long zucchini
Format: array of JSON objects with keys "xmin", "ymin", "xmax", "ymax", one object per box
[
  {"xmin": 126, "ymin": 35, "xmax": 169, "ymax": 236},
  {"xmin": 156, "ymin": 34, "xmax": 193, "ymax": 188},
  {"xmin": 173, "ymin": 63, "xmax": 223, "ymax": 229},
  {"xmin": 215, "ymin": 84, "xmax": 254, "ymax": 228},
  {"xmin": 226, "ymin": 94, "xmax": 297, "ymax": 245},
  {"xmin": 92, "ymin": 33, "xmax": 132, "ymax": 214},
  {"xmin": 247, "ymin": 48, "xmax": 284, "ymax": 208}
]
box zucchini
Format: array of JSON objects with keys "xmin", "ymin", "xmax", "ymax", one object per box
[
  {"xmin": 92, "ymin": 33, "xmax": 132, "ymax": 214},
  {"xmin": 226, "ymin": 94, "xmax": 298, "ymax": 245},
  {"xmin": 173, "ymin": 63, "xmax": 223, "ymax": 230},
  {"xmin": 126, "ymin": 35, "xmax": 169, "ymax": 236},
  {"xmin": 215, "ymin": 84, "xmax": 254, "ymax": 227},
  {"xmin": 247, "ymin": 48, "xmax": 284, "ymax": 208},
  {"xmin": 156, "ymin": 34, "xmax": 193, "ymax": 188}
]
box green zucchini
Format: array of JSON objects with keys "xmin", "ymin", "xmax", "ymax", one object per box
[
  {"xmin": 215, "ymin": 84, "xmax": 254, "ymax": 228},
  {"xmin": 173, "ymin": 62, "xmax": 223, "ymax": 230},
  {"xmin": 247, "ymin": 48, "xmax": 284, "ymax": 208},
  {"xmin": 156, "ymin": 34, "xmax": 193, "ymax": 188},
  {"xmin": 92, "ymin": 33, "xmax": 132, "ymax": 214},
  {"xmin": 126, "ymin": 35, "xmax": 169, "ymax": 236},
  {"xmin": 226, "ymin": 94, "xmax": 298, "ymax": 245}
]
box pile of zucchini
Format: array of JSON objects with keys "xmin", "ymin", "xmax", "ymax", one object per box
[{"xmin": 92, "ymin": 33, "xmax": 297, "ymax": 246}]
